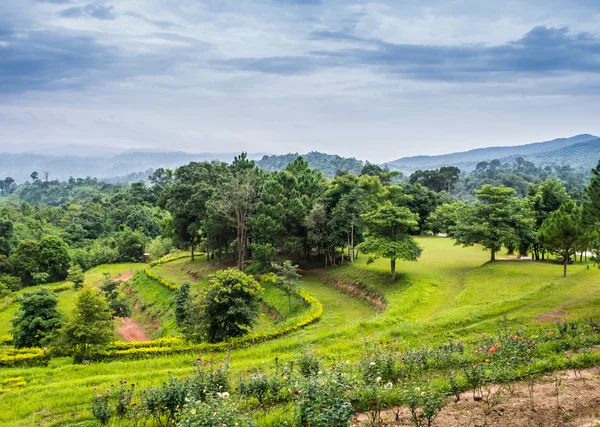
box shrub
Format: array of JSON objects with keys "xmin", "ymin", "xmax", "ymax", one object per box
[
  {"xmin": 188, "ymin": 357, "xmax": 231, "ymax": 402},
  {"xmin": 144, "ymin": 376, "xmax": 188, "ymax": 427},
  {"xmin": 91, "ymin": 392, "xmax": 112, "ymax": 426},
  {"xmin": 176, "ymin": 396, "xmax": 256, "ymax": 427},
  {"xmin": 12, "ymin": 288, "xmax": 61, "ymax": 349},
  {"xmin": 296, "ymin": 371, "xmax": 354, "ymax": 427},
  {"xmin": 402, "ymin": 385, "xmax": 448, "ymax": 427},
  {"xmin": 185, "ymin": 269, "xmax": 264, "ymax": 343}
]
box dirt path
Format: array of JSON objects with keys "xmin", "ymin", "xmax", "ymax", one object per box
[
  {"xmin": 112, "ymin": 272, "xmax": 134, "ymax": 282},
  {"xmin": 354, "ymin": 367, "xmax": 600, "ymax": 426},
  {"xmin": 117, "ymin": 317, "xmax": 149, "ymax": 342}
]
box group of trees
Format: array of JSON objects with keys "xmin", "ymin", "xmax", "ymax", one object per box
[
  {"xmin": 431, "ymin": 162, "xmax": 600, "ymax": 276},
  {"xmin": 158, "ymin": 155, "xmax": 425, "ymax": 279},
  {"xmin": 11, "ymin": 286, "xmax": 114, "ymax": 362}
]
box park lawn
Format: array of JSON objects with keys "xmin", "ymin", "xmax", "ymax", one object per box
[{"xmin": 2, "ymin": 237, "xmax": 600, "ymax": 426}]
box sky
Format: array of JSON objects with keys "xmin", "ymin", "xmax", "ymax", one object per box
[{"xmin": 1, "ymin": 0, "xmax": 600, "ymax": 162}]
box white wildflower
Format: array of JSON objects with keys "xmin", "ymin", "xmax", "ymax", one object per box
[
  {"xmin": 376, "ymin": 377, "xmax": 382, "ymax": 383},
  {"xmin": 369, "ymin": 362, "xmax": 376, "ymax": 366}
]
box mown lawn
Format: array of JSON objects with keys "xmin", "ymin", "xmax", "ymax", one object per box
[{"xmin": 1, "ymin": 237, "xmax": 600, "ymax": 426}]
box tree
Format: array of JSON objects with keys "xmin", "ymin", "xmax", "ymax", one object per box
[
  {"xmin": 116, "ymin": 228, "xmax": 145, "ymax": 262},
  {"xmin": 39, "ymin": 236, "xmax": 71, "ymax": 282},
  {"xmin": 11, "ymin": 289, "xmax": 61, "ymax": 348},
  {"xmin": 30, "ymin": 171, "xmax": 39, "ymax": 183},
  {"xmin": 211, "ymin": 169, "xmax": 259, "ymax": 271},
  {"xmin": 175, "ymin": 283, "xmax": 191, "ymax": 328},
  {"xmin": 67, "ymin": 264, "xmax": 85, "ymax": 289},
  {"xmin": 539, "ymin": 202, "xmax": 586, "ymax": 277},
  {"xmin": 453, "ymin": 185, "xmax": 534, "ymax": 261},
  {"xmin": 526, "ymin": 179, "xmax": 570, "ymax": 260},
  {"xmin": 185, "ymin": 269, "xmax": 263, "ymax": 343},
  {"xmin": 60, "ymin": 287, "xmax": 114, "ymax": 362},
  {"xmin": 427, "ymin": 202, "xmax": 468, "ymax": 235},
  {"xmin": 0, "ymin": 218, "xmax": 13, "ymax": 257},
  {"xmin": 271, "ymin": 260, "xmax": 301, "ymax": 314},
  {"xmin": 359, "ymin": 204, "xmax": 422, "ymax": 280},
  {"xmin": 10, "ymin": 240, "xmax": 41, "ymax": 287},
  {"xmin": 583, "ymin": 159, "xmax": 600, "ymax": 226}
]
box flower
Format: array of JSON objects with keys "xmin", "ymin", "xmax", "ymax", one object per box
[
  {"xmin": 489, "ymin": 347, "xmax": 495, "ymax": 354},
  {"xmin": 472, "ymin": 364, "xmax": 477, "ymax": 369},
  {"xmin": 376, "ymin": 377, "xmax": 382, "ymax": 383},
  {"xmin": 485, "ymin": 359, "xmax": 490, "ymax": 363},
  {"xmin": 106, "ymin": 389, "xmax": 111, "ymax": 393},
  {"xmin": 369, "ymin": 362, "xmax": 376, "ymax": 366},
  {"xmin": 385, "ymin": 382, "xmax": 393, "ymax": 390},
  {"xmin": 371, "ymin": 401, "xmax": 377, "ymax": 406},
  {"xmin": 92, "ymin": 387, "xmax": 97, "ymax": 391},
  {"xmin": 97, "ymin": 395, "xmax": 103, "ymax": 399}
]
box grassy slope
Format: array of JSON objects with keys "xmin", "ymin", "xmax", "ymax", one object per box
[
  {"xmin": 0, "ymin": 264, "xmax": 142, "ymax": 336},
  {"xmin": 2, "ymin": 238, "xmax": 600, "ymax": 426}
]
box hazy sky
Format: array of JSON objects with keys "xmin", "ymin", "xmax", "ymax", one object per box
[{"xmin": 1, "ymin": 0, "xmax": 600, "ymax": 162}]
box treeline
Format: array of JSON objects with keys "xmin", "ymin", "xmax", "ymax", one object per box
[{"xmin": 1, "ymin": 153, "xmax": 600, "ymax": 297}]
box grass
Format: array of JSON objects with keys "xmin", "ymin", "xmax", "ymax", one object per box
[
  {"xmin": 2, "ymin": 237, "xmax": 600, "ymax": 426},
  {"xmin": 0, "ymin": 263, "xmax": 143, "ymax": 337}
]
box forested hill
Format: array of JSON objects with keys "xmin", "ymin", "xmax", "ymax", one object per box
[
  {"xmin": 257, "ymin": 152, "xmax": 364, "ymax": 177},
  {"xmin": 384, "ymin": 134, "xmax": 598, "ymax": 173}
]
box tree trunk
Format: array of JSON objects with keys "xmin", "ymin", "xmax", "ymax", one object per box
[
  {"xmin": 191, "ymin": 243, "xmax": 195, "ymax": 262},
  {"xmin": 580, "ymin": 252, "xmax": 583, "ymax": 263},
  {"xmin": 563, "ymin": 256, "xmax": 568, "ymax": 277},
  {"xmin": 391, "ymin": 258, "xmax": 396, "ymax": 281},
  {"xmin": 350, "ymin": 222, "xmax": 355, "ymax": 263},
  {"xmin": 490, "ymin": 250, "xmax": 496, "ymax": 262}
]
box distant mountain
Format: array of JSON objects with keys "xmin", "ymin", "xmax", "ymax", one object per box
[
  {"xmin": 0, "ymin": 151, "xmax": 267, "ymax": 183},
  {"xmin": 383, "ymin": 134, "xmax": 598, "ymax": 173},
  {"xmin": 257, "ymin": 152, "xmax": 365, "ymax": 177},
  {"xmin": 522, "ymin": 138, "xmax": 600, "ymax": 170}
]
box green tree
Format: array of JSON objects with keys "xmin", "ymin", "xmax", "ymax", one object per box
[
  {"xmin": 67, "ymin": 264, "xmax": 85, "ymax": 289},
  {"xmin": 453, "ymin": 185, "xmax": 534, "ymax": 261},
  {"xmin": 211, "ymin": 169, "xmax": 260, "ymax": 271},
  {"xmin": 526, "ymin": 179, "xmax": 570, "ymax": 260},
  {"xmin": 271, "ymin": 260, "xmax": 301, "ymax": 314},
  {"xmin": 0, "ymin": 218, "xmax": 13, "ymax": 257},
  {"xmin": 11, "ymin": 288, "xmax": 61, "ymax": 348},
  {"xmin": 10, "ymin": 240, "xmax": 41, "ymax": 287},
  {"xmin": 175, "ymin": 282, "xmax": 191, "ymax": 328},
  {"xmin": 116, "ymin": 228, "xmax": 145, "ymax": 262},
  {"xmin": 39, "ymin": 236, "xmax": 71, "ymax": 282},
  {"xmin": 583, "ymin": 159, "xmax": 600, "ymax": 226},
  {"xmin": 60, "ymin": 287, "xmax": 114, "ymax": 362},
  {"xmin": 539, "ymin": 201, "xmax": 586, "ymax": 277},
  {"xmin": 359, "ymin": 204, "xmax": 422, "ymax": 280},
  {"xmin": 186, "ymin": 269, "xmax": 263, "ymax": 343}
]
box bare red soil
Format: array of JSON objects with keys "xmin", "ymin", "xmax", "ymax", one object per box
[{"xmin": 116, "ymin": 317, "xmax": 149, "ymax": 342}]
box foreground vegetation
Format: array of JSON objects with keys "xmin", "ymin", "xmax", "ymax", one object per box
[{"xmin": 2, "ymin": 238, "xmax": 600, "ymax": 426}]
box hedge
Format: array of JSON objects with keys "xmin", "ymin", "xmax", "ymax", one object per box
[
  {"xmin": 143, "ymin": 269, "xmax": 179, "ymax": 291},
  {"xmin": 0, "ymin": 348, "xmax": 49, "ymax": 368},
  {"xmin": 0, "ymin": 335, "xmax": 13, "ymax": 345},
  {"xmin": 148, "ymin": 252, "xmax": 205, "ymax": 268},
  {"xmin": 98, "ymin": 289, "xmax": 323, "ymax": 361}
]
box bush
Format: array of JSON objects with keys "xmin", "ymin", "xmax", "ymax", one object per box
[
  {"xmin": 186, "ymin": 269, "xmax": 264, "ymax": 343},
  {"xmin": 296, "ymin": 371, "xmax": 354, "ymax": 427},
  {"xmin": 402, "ymin": 385, "xmax": 448, "ymax": 427},
  {"xmin": 176, "ymin": 396, "xmax": 256, "ymax": 427}
]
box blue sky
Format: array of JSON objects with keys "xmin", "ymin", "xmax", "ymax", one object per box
[{"xmin": 1, "ymin": 0, "xmax": 600, "ymax": 161}]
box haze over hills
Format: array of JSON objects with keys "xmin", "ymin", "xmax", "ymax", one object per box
[
  {"xmin": 1, "ymin": 134, "xmax": 599, "ymax": 183},
  {"xmin": 383, "ymin": 134, "xmax": 599, "ymax": 173}
]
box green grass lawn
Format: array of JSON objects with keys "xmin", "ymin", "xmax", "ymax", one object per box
[{"xmin": 1, "ymin": 237, "xmax": 600, "ymax": 426}]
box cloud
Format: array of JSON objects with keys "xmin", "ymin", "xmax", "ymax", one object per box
[
  {"xmin": 0, "ymin": 28, "xmax": 116, "ymax": 93},
  {"xmin": 59, "ymin": 3, "xmax": 117, "ymax": 20},
  {"xmin": 221, "ymin": 26, "xmax": 600, "ymax": 82}
]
